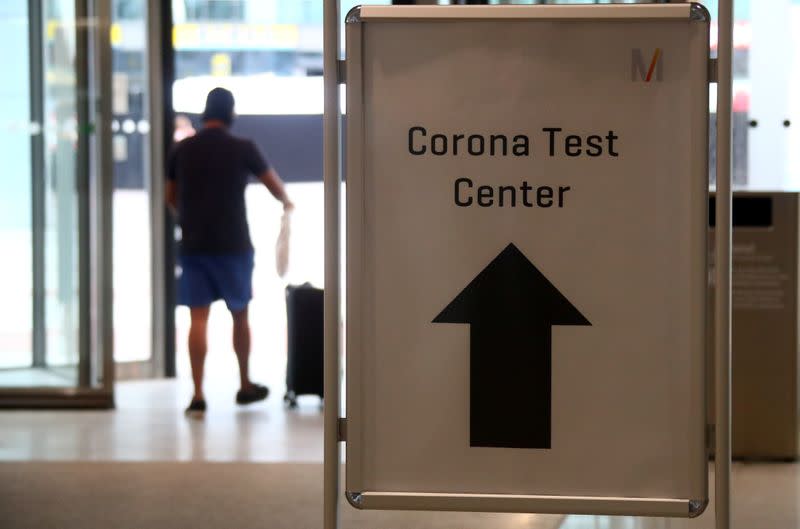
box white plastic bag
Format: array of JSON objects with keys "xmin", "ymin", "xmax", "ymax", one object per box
[{"xmin": 275, "ymin": 211, "xmax": 291, "ymax": 278}]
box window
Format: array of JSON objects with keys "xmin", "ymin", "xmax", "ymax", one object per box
[
  {"xmin": 183, "ymin": 0, "xmax": 245, "ymax": 21},
  {"xmin": 114, "ymin": 0, "xmax": 145, "ymax": 20}
]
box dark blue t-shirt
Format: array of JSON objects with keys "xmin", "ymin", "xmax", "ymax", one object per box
[{"xmin": 167, "ymin": 128, "xmax": 269, "ymax": 255}]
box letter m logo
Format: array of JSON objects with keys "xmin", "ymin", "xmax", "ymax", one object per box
[{"xmin": 632, "ymin": 48, "xmax": 663, "ymax": 82}]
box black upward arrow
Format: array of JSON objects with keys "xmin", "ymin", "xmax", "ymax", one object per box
[{"xmin": 433, "ymin": 243, "xmax": 590, "ymax": 449}]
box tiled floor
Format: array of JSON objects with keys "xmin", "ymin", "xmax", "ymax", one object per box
[{"xmin": 2, "ymin": 377, "xmax": 800, "ymax": 528}]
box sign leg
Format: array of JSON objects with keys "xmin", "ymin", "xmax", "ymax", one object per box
[
  {"xmin": 323, "ymin": 1, "xmax": 342, "ymax": 529},
  {"xmin": 715, "ymin": 1, "xmax": 734, "ymax": 529}
]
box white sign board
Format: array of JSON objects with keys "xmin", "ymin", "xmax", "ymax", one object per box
[{"xmin": 345, "ymin": 4, "xmax": 710, "ymax": 518}]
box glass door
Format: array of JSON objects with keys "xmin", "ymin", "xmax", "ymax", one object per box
[
  {"xmin": 110, "ymin": 0, "xmax": 158, "ymax": 379},
  {"xmin": 108, "ymin": 0, "xmax": 177, "ymax": 381},
  {"xmin": 0, "ymin": 0, "xmax": 114, "ymax": 406}
]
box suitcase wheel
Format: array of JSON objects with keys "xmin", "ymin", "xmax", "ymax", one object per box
[{"xmin": 284, "ymin": 391, "xmax": 299, "ymax": 409}]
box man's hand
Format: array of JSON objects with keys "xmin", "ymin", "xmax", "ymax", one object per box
[{"xmin": 282, "ymin": 199, "xmax": 295, "ymax": 213}]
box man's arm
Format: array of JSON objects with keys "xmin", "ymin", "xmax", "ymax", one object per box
[
  {"xmin": 258, "ymin": 167, "xmax": 294, "ymax": 211},
  {"xmin": 165, "ymin": 180, "xmax": 178, "ymax": 216},
  {"xmin": 165, "ymin": 143, "xmax": 179, "ymax": 216}
]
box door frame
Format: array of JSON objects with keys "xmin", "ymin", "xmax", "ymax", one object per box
[{"xmin": 158, "ymin": 0, "xmax": 177, "ymax": 379}]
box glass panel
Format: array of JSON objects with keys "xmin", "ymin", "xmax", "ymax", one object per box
[
  {"xmin": 0, "ymin": 0, "xmax": 105, "ymax": 389},
  {"xmin": 0, "ymin": 0, "xmax": 82, "ymax": 387},
  {"xmin": 42, "ymin": 0, "xmax": 80, "ymax": 381},
  {"xmin": 704, "ymin": 0, "xmax": 800, "ymax": 190},
  {"xmin": 741, "ymin": 0, "xmax": 797, "ymax": 190},
  {"xmin": 0, "ymin": 2, "xmax": 34, "ymax": 373},
  {"xmin": 111, "ymin": 0, "xmax": 153, "ymax": 365}
]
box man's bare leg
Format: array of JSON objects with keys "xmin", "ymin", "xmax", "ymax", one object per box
[
  {"xmin": 232, "ymin": 306, "xmax": 269, "ymax": 404},
  {"xmin": 232, "ymin": 306, "xmax": 252, "ymax": 391},
  {"xmin": 189, "ymin": 306, "xmax": 211, "ymax": 401}
]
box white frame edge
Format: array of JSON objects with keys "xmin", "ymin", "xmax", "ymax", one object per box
[
  {"xmin": 357, "ymin": 4, "xmax": 692, "ymax": 20},
  {"xmin": 346, "ymin": 492, "xmax": 707, "ymax": 519},
  {"xmin": 714, "ymin": 1, "xmax": 734, "ymax": 529},
  {"xmin": 323, "ymin": 2, "xmax": 341, "ymax": 529}
]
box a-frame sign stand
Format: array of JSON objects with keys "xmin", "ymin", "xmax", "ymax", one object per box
[{"xmin": 323, "ymin": 2, "xmax": 734, "ymax": 529}]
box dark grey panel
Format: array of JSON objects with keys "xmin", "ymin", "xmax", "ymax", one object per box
[
  {"xmin": 186, "ymin": 113, "xmax": 326, "ymax": 183},
  {"xmin": 118, "ymin": 113, "xmax": 332, "ymax": 187}
]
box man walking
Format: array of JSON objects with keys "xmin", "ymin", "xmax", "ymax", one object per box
[{"xmin": 166, "ymin": 87, "xmax": 293, "ymax": 415}]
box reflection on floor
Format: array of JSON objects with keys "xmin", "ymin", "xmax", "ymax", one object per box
[
  {"xmin": 0, "ymin": 375, "xmax": 324, "ymax": 462},
  {"xmin": 1, "ymin": 378, "xmax": 800, "ymax": 527}
]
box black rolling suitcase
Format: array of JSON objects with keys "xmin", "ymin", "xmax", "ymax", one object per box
[{"xmin": 284, "ymin": 283, "xmax": 324, "ymax": 408}]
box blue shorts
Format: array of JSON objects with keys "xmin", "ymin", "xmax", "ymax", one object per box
[{"xmin": 178, "ymin": 251, "xmax": 254, "ymax": 312}]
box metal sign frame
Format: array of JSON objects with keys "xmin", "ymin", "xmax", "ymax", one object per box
[{"xmin": 323, "ymin": 2, "xmax": 733, "ymax": 529}]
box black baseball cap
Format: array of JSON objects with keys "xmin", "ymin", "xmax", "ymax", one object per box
[{"xmin": 202, "ymin": 87, "xmax": 235, "ymax": 126}]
